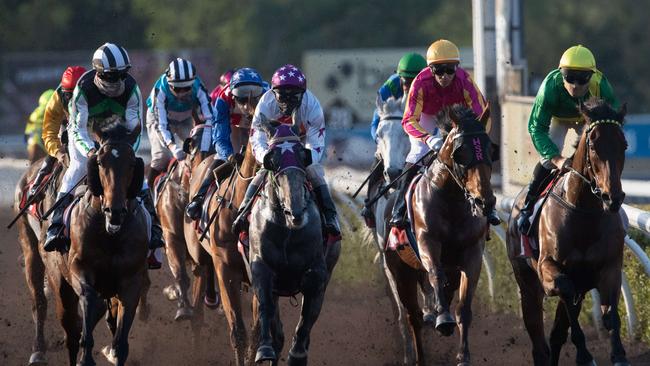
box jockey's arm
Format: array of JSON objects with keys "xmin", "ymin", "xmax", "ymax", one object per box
[
  {"xmin": 212, "ymin": 97, "xmax": 235, "ymax": 160},
  {"xmin": 194, "ymin": 79, "xmax": 214, "ymax": 152},
  {"xmin": 125, "ymin": 86, "xmax": 143, "ymax": 151},
  {"xmin": 68, "ymin": 87, "xmax": 94, "ymax": 156},
  {"xmin": 528, "ymin": 79, "xmax": 560, "ymax": 161},
  {"xmin": 42, "ymin": 92, "xmax": 66, "ymax": 157},
  {"xmin": 152, "ymin": 87, "xmax": 174, "ymax": 149},
  {"xmin": 303, "ymin": 95, "xmax": 326, "ymax": 163}
]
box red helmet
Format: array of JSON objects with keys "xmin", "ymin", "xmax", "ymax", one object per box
[
  {"xmin": 219, "ymin": 69, "xmax": 235, "ymax": 87},
  {"xmin": 61, "ymin": 66, "xmax": 87, "ymax": 92}
]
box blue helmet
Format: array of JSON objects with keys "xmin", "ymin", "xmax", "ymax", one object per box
[{"xmin": 230, "ymin": 67, "xmax": 265, "ymax": 98}]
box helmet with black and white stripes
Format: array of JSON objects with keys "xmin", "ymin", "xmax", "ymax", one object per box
[
  {"xmin": 92, "ymin": 43, "xmax": 131, "ymax": 73},
  {"xmin": 166, "ymin": 58, "xmax": 196, "ymax": 88}
]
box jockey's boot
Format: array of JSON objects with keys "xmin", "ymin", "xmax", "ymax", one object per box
[
  {"xmin": 139, "ymin": 189, "xmax": 164, "ymax": 269},
  {"xmin": 486, "ymin": 206, "xmax": 502, "ymax": 226},
  {"xmin": 146, "ymin": 167, "xmax": 163, "ymax": 190},
  {"xmin": 232, "ymin": 181, "xmax": 260, "ymax": 235},
  {"xmin": 43, "ymin": 192, "xmax": 73, "ymax": 252},
  {"xmin": 516, "ymin": 162, "xmax": 553, "ymax": 234},
  {"xmin": 185, "ymin": 158, "xmax": 227, "ymax": 220},
  {"xmin": 389, "ymin": 163, "xmax": 418, "ymax": 229},
  {"xmin": 314, "ymin": 184, "xmax": 341, "ymax": 236},
  {"xmin": 360, "ymin": 158, "xmax": 383, "ymax": 228},
  {"xmin": 27, "ymin": 156, "xmax": 56, "ymax": 202}
]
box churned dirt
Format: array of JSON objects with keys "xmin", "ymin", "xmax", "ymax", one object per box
[{"xmin": 1, "ymin": 209, "xmax": 649, "ymax": 366}]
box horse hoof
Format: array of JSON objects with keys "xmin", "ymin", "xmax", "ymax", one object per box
[
  {"xmin": 457, "ymin": 363, "xmax": 471, "ymax": 366},
  {"xmin": 101, "ymin": 345, "xmax": 117, "ymax": 365},
  {"xmin": 435, "ymin": 312, "xmax": 456, "ymax": 337},
  {"xmin": 423, "ymin": 311, "xmax": 436, "ymax": 324},
  {"xmin": 28, "ymin": 351, "xmax": 47, "ymax": 365},
  {"xmin": 162, "ymin": 285, "xmax": 179, "ymax": 301},
  {"xmin": 204, "ymin": 294, "xmax": 220, "ymax": 309},
  {"xmin": 255, "ymin": 345, "xmax": 276, "ymax": 363},
  {"xmin": 287, "ymin": 352, "xmax": 308, "ymax": 366},
  {"xmin": 174, "ymin": 307, "xmax": 193, "ymax": 321}
]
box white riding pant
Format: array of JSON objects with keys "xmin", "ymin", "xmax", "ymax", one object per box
[
  {"xmin": 405, "ymin": 113, "xmax": 441, "ymax": 164},
  {"xmin": 540, "ymin": 118, "xmax": 583, "ymax": 170},
  {"xmin": 146, "ymin": 108, "xmax": 194, "ymax": 171}
]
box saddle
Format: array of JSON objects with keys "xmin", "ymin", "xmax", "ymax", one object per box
[
  {"xmin": 19, "ymin": 165, "xmax": 64, "ymax": 221},
  {"xmin": 153, "ymin": 159, "xmax": 179, "ymax": 205},
  {"xmin": 194, "ymin": 181, "xmax": 222, "ymax": 239},
  {"xmin": 387, "ymin": 173, "xmax": 425, "ymax": 271}
]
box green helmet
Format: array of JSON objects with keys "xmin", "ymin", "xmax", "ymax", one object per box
[{"xmin": 397, "ymin": 53, "xmax": 427, "ymax": 78}]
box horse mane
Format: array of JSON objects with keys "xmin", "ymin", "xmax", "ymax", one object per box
[
  {"xmin": 435, "ymin": 104, "xmax": 481, "ymax": 136},
  {"xmin": 94, "ymin": 115, "xmax": 131, "ymax": 144}
]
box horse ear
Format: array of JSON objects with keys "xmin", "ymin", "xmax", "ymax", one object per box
[
  {"xmin": 127, "ymin": 158, "xmax": 144, "ymax": 199},
  {"xmin": 182, "ymin": 137, "xmax": 192, "ymax": 154},
  {"xmin": 490, "ymin": 142, "xmax": 500, "ymax": 162},
  {"xmin": 479, "ymin": 104, "xmax": 490, "ymax": 127},
  {"xmin": 447, "ymin": 106, "xmax": 459, "ymax": 128},
  {"xmin": 617, "ymin": 102, "xmax": 627, "ymax": 122},
  {"xmin": 87, "ymin": 155, "xmax": 103, "ymax": 197}
]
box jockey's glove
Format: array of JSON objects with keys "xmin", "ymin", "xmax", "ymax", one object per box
[
  {"xmin": 171, "ymin": 145, "xmax": 187, "ymax": 161},
  {"xmin": 425, "ymin": 135, "xmax": 443, "ymax": 152}
]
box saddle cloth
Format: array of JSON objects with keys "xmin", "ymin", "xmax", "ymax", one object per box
[{"xmin": 386, "ymin": 173, "xmax": 425, "ymax": 271}]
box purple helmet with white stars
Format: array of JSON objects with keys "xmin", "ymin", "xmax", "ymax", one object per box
[{"xmin": 271, "ymin": 64, "xmax": 306, "ymax": 90}]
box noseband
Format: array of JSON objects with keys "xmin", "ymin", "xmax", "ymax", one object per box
[{"xmin": 568, "ymin": 119, "xmax": 623, "ymax": 200}]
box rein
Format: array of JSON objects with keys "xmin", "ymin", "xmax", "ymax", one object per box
[{"xmin": 437, "ymin": 159, "xmax": 484, "ymax": 216}]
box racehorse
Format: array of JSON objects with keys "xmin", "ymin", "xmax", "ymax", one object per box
[
  {"xmin": 412, "ymin": 105, "xmax": 497, "ymax": 366},
  {"xmin": 156, "ymin": 124, "xmax": 218, "ymax": 321},
  {"xmin": 507, "ymin": 98, "xmax": 629, "ymax": 366},
  {"xmin": 370, "ymin": 96, "xmax": 436, "ymax": 365},
  {"xmin": 183, "ymin": 139, "xmax": 255, "ymax": 366},
  {"xmin": 249, "ymin": 122, "xmax": 340, "ymax": 365}
]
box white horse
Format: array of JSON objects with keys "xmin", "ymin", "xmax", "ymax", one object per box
[{"xmin": 370, "ymin": 96, "xmax": 436, "ymax": 365}]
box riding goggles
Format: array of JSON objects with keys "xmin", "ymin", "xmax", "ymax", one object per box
[
  {"xmin": 561, "ymin": 69, "xmax": 593, "ymax": 85},
  {"xmin": 431, "ymin": 63, "xmax": 457, "ymax": 76},
  {"xmin": 170, "ymin": 85, "xmax": 192, "ymax": 93},
  {"xmin": 97, "ymin": 71, "xmax": 128, "ymax": 82}
]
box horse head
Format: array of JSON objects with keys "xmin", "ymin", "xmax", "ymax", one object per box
[
  {"xmin": 435, "ymin": 104, "xmax": 498, "ymax": 217},
  {"xmin": 88, "ymin": 118, "xmax": 143, "ymax": 234},
  {"xmin": 376, "ymin": 97, "xmax": 409, "ymax": 181},
  {"xmin": 575, "ymin": 98, "xmax": 627, "ymax": 212},
  {"xmin": 262, "ymin": 124, "xmax": 311, "ymax": 229}
]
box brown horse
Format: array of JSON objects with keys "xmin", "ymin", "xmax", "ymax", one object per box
[
  {"xmin": 507, "ymin": 99, "xmax": 629, "ymax": 366},
  {"xmin": 183, "ymin": 140, "xmax": 256, "ymax": 366},
  {"xmin": 156, "ymin": 124, "xmax": 218, "ymax": 322},
  {"xmin": 412, "ymin": 105, "xmax": 497, "ymax": 366}
]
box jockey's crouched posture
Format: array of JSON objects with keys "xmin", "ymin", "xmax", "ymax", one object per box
[
  {"xmin": 44, "ymin": 43, "xmax": 163, "ymax": 269},
  {"xmin": 231, "ymin": 64, "xmax": 341, "ymax": 237},
  {"xmin": 185, "ymin": 67, "xmax": 267, "ymax": 219}
]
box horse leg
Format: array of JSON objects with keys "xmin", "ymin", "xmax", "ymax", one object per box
[
  {"xmin": 136, "ymin": 270, "xmax": 151, "ymax": 322},
  {"xmin": 418, "ymin": 271, "xmax": 436, "ymax": 324},
  {"xmin": 562, "ymin": 298, "xmax": 594, "ymax": 365},
  {"xmin": 422, "ymin": 240, "xmax": 454, "ymax": 336},
  {"xmin": 270, "ymin": 296, "xmax": 285, "ymax": 366},
  {"xmin": 212, "ymin": 258, "xmax": 247, "ymax": 366},
  {"xmin": 549, "ymin": 300, "xmax": 570, "ymax": 366},
  {"xmin": 393, "ymin": 262, "xmax": 426, "ymax": 365},
  {"xmin": 599, "ymin": 265, "xmax": 629, "ymax": 366},
  {"xmin": 18, "ymin": 220, "xmax": 48, "ymax": 366},
  {"xmin": 78, "ymin": 284, "xmax": 107, "ymax": 366},
  {"xmin": 251, "ymin": 260, "xmax": 277, "ymax": 363},
  {"xmin": 189, "ymin": 262, "xmax": 207, "ymax": 341},
  {"xmin": 511, "ymin": 258, "xmax": 549, "ymax": 366},
  {"xmin": 165, "ymin": 233, "xmax": 193, "ymax": 321},
  {"xmin": 287, "ymin": 264, "xmax": 328, "ymax": 366},
  {"xmin": 51, "ymin": 274, "xmax": 81, "ymax": 366},
  {"xmin": 455, "ymin": 247, "xmax": 482, "ymax": 366},
  {"xmin": 385, "ymin": 253, "xmax": 421, "ymax": 365},
  {"xmin": 204, "ymin": 260, "xmax": 221, "ymax": 309},
  {"xmin": 110, "ymin": 278, "xmax": 142, "ymax": 366},
  {"xmin": 105, "ymin": 298, "xmax": 118, "ymax": 337}
]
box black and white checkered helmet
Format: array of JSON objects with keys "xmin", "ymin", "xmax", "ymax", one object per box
[
  {"xmin": 166, "ymin": 58, "xmax": 196, "ymax": 87},
  {"xmin": 92, "ymin": 43, "xmax": 131, "ymax": 73}
]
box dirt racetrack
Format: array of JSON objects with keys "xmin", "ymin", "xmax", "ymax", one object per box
[{"xmin": 1, "ymin": 208, "xmax": 649, "ymax": 366}]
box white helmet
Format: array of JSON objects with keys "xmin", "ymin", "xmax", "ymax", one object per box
[
  {"xmin": 166, "ymin": 58, "xmax": 196, "ymax": 88},
  {"xmin": 92, "ymin": 43, "xmax": 131, "ymax": 73}
]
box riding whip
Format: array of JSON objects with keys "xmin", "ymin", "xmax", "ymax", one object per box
[
  {"xmin": 7, "ymin": 164, "xmax": 63, "ymax": 229},
  {"xmin": 365, "ymin": 150, "xmax": 435, "ymax": 208},
  {"xmin": 351, "ymin": 159, "xmax": 383, "ymax": 199},
  {"xmin": 41, "ymin": 173, "xmax": 87, "ymax": 220}
]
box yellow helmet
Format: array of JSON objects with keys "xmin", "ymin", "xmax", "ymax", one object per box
[
  {"xmin": 559, "ymin": 45, "xmax": 596, "ymax": 71},
  {"xmin": 426, "ymin": 39, "xmax": 460, "ymax": 65}
]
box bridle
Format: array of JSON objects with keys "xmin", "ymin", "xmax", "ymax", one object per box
[{"xmin": 568, "ymin": 119, "xmax": 623, "ymax": 199}]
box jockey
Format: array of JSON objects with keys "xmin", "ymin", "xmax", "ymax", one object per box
[
  {"xmin": 27, "ymin": 66, "xmax": 86, "ymax": 202},
  {"xmin": 361, "ymin": 52, "xmax": 427, "ymax": 225},
  {"xmin": 210, "ymin": 68, "xmax": 235, "ymax": 102},
  {"xmin": 145, "ymin": 58, "xmax": 214, "ymax": 187},
  {"xmin": 25, "ymin": 89, "xmax": 54, "ymax": 160},
  {"xmin": 43, "ymin": 43, "xmax": 162, "ymax": 266},
  {"xmin": 516, "ymin": 45, "xmax": 619, "ymax": 233},
  {"xmin": 231, "ymin": 64, "xmax": 341, "ymax": 237},
  {"xmin": 390, "ymin": 39, "xmax": 501, "ymax": 229},
  {"xmin": 185, "ymin": 67, "xmax": 267, "ymax": 220}
]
